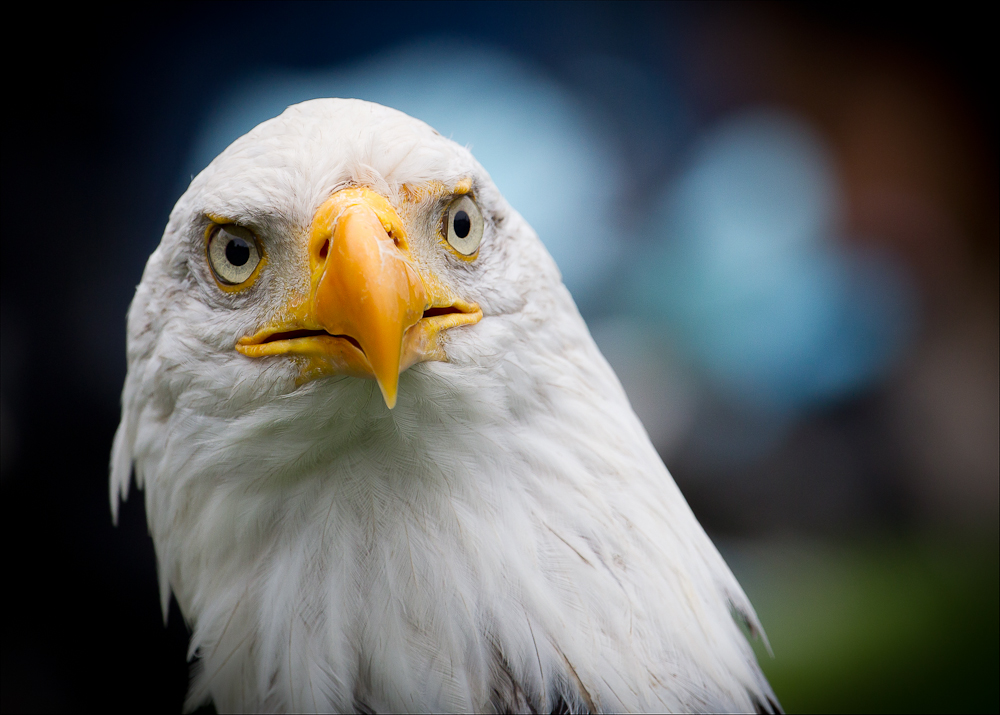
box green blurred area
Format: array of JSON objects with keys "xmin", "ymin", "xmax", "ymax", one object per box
[{"xmin": 724, "ymin": 535, "xmax": 999, "ymax": 713}]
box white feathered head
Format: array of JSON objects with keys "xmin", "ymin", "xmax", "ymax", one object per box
[{"xmin": 111, "ymin": 99, "xmax": 777, "ymax": 714}]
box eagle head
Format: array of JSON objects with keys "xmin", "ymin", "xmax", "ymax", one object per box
[{"xmin": 111, "ymin": 98, "xmax": 777, "ymax": 714}]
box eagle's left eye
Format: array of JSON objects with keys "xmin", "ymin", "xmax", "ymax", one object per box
[
  {"xmin": 444, "ymin": 195, "xmax": 484, "ymax": 256},
  {"xmin": 208, "ymin": 224, "xmax": 262, "ymax": 286}
]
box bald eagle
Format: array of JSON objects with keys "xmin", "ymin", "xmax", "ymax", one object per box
[{"xmin": 111, "ymin": 99, "xmax": 779, "ymax": 713}]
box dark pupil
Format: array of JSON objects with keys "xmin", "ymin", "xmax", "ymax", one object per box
[
  {"xmin": 225, "ymin": 237, "xmax": 251, "ymax": 266},
  {"xmin": 453, "ymin": 210, "xmax": 471, "ymax": 239}
]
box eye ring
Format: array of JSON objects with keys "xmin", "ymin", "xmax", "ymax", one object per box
[
  {"xmin": 443, "ymin": 195, "xmax": 484, "ymax": 257},
  {"xmin": 206, "ymin": 223, "xmax": 264, "ymax": 289}
]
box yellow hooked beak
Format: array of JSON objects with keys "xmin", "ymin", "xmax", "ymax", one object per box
[{"xmin": 235, "ymin": 186, "xmax": 482, "ymax": 408}]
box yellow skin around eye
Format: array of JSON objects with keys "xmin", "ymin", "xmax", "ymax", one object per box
[{"xmin": 398, "ymin": 178, "xmax": 481, "ymax": 262}]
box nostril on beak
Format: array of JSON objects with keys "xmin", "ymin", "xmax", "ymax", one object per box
[{"xmin": 318, "ymin": 239, "xmax": 329, "ymax": 261}]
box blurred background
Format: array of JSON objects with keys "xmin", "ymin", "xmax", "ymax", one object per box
[{"xmin": 2, "ymin": 2, "xmax": 996, "ymax": 712}]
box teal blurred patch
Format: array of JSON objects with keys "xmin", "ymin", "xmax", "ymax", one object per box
[{"xmin": 634, "ymin": 110, "xmax": 916, "ymax": 415}]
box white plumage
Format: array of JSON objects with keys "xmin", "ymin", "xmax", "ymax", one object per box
[{"xmin": 111, "ymin": 98, "xmax": 779, "ymax": 713}]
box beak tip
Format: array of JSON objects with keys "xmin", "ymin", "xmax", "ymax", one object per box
[{"xmin": 377, "ymin": 378, "xmax": 399, "ymax": 410}]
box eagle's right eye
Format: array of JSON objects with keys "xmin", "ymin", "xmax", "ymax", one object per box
[{"xmin": 208, "ymin": 224, "xmax": 263, "ymax": 287}]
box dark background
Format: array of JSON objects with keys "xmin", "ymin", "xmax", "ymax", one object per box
[{"xmin": 2, "ymin": 2, "xmax": 996, "ymax": 712}]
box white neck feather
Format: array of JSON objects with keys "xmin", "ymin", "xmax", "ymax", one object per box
[{"xmin": 118, "ymin": 288, "xmax": 772, "ymax": 713}]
